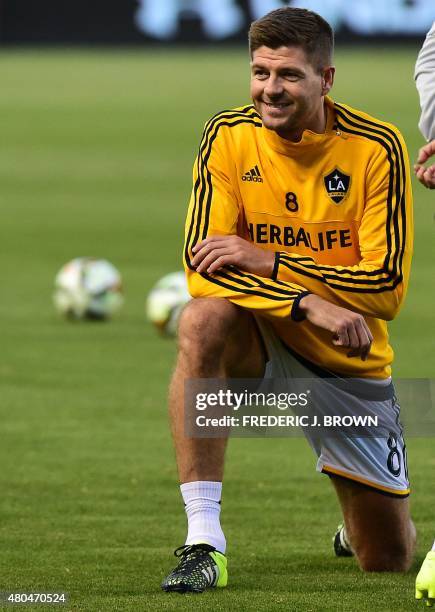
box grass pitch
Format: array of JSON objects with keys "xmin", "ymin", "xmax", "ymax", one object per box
[{"xmin": 0, "ymin": 47, "xmax": 434, "ymax": 611}]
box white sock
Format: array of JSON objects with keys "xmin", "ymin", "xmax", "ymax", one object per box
[
  {"xmin": 180, "ymin": 481, "xmax": 226, "ymax": 554},
  {"xmin": 431, "ymin": 539, "xmax": 435, "ymax": 552},
  {"xmin": 341, "ymin": 526, "xmax": 352, "ymax": 552}
]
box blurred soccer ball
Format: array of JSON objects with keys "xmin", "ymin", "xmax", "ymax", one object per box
[
  {"xmin": 53, "ymin": 257, "xmax": 124, "ymax": 320},
  {"xmin": 146, "ymin": 271, "xmax": 191, "ymax": 336}
]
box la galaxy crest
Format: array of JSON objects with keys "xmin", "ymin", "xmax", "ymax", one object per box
[{"xmin": 323, "ymin": 168, "xmax": 351, "ymax": 204}]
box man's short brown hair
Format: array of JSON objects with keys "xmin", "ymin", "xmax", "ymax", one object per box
[{"xmin": 249, "ymin": 7, "xmax": 334, "ymax": 72}]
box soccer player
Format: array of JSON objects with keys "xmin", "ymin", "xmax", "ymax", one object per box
[
  {"xmin": 162, "ymin": 7, "xmax": 415, "ymax": 593},
  {"xmin": 414, "ymin": 20, "xmax": 435, "ymax": 607}
]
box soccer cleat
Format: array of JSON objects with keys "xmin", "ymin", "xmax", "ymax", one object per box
[
  {"xmin": 161, "ymin": 543, "xmax": 228, "ymax": 593},
  {"xmin": 333, "ymin": 523, "xmax": 354, "ymax": 557},
  {"xmin": 415, "ymin": 551, "xmax": 435, "ymax": 607}
]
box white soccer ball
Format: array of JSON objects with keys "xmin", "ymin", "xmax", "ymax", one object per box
[
  {"xmin": 53, "ymin": 257, "xmax": 124, "ymax": 320},
  {"xmin": 146, "ymin": 271, "xmax": 191, "ymax": 336}
]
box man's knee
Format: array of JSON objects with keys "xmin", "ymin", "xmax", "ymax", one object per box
[
  {"xmin": 354, "ymin": 522, "xmax": 416, "ymax": 572},
  {"xmin": 357, "ymin": 542, "xmax": 414, "ymax": 573},
  {"xmin": 178, "ymin": 298, "xmax": 243, "ymax": 359}
]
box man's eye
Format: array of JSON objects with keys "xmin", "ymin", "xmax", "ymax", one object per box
[{"xmin": 254, "ymin": 70, "xmax": 268, "ymax": 77}]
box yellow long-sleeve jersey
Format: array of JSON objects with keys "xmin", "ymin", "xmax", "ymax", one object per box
[{"xmin": 183, "ymin": 97, "xmax": 413, "ymax": 379}]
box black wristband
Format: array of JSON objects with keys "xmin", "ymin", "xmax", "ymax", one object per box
[{"xmin": 291, "ymin": 292, "xmax": 311, "ymax": 322}]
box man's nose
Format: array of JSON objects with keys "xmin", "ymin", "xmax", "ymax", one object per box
[{"xmin": 264, "ymin": 76, "xmax": 284, "ymax": 98}]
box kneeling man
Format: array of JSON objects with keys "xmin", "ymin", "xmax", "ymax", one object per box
[{"xmin": 162, "ymin": 7, "xmax": 415, "ymax": 593}]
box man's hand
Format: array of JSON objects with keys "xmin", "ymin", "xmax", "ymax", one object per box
[
  {"xmin": 414, "ymin": 140, "xmax": 435, "ymax": 189},
  {"xmin": 298, "ymin": 294, "xmax": 373, "ymax": 361},
  {"xmin": 416, "ymin": 551, "xmax": 435, "ymax": 607},
  {"xmin": 192, "ymin": 235, "xmax": 275, "ymax": 278}
]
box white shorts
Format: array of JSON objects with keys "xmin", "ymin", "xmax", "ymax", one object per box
[{"xmin": 256, "ymin": 318, "xmax": 410, "ymax": 498}]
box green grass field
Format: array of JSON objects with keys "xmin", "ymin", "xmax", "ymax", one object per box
[{"xmin": 0, "ymin": 47, "xmax": 434, "ymax": 611}]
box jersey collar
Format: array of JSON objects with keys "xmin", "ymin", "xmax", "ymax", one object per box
[{"xmin": 261, "ymin": 96, "xmax": 336, "ymax": 154}]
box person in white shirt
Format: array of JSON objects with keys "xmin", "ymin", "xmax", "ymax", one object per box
[
  {"xmin": 414, "ymin": 21, "xmax": 435, "ymax": 189},
  {"xmin": 414, "ymin": 20, "xmax": 435, "ymax": 609}
]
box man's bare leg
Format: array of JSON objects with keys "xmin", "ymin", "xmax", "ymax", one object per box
[
  {"xmin": 169, "ymin": 297, "xmax": 266, "ymax": 484},
  {"xmin": 162, "ymin": 298, "xmax": 266, "ymax": 592},
  {"xmin": 331, "ymin": 476, "xmax": 416, "ymax": 572}
]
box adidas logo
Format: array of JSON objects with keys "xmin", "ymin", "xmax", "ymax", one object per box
[{"xmin": 242, "ymin": 165, "xmax": 263, "ymax": 183}]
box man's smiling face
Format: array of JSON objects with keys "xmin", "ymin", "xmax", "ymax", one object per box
[{"xmin": 250, "ymin": 45, "xmax": 334, "ymax": 141}]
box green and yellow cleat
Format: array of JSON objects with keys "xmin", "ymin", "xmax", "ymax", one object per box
[
  {"xmin": 161, "ymin": 543, "xmax": 228, "ymax": 593},
  {"xmin": 416, "ymin": 551, "xmax": 435, "ymax": 607}
]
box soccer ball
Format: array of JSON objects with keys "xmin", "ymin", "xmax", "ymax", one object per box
[
  {"xmin": 53, "ymin": 257, "xmax": 124, "ymax": 320},
  {"xmin": 146, "ymin": 271, "xmax": 191, "ymax": 336}
]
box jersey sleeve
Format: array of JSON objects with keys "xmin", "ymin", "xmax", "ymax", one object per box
[
  {"xmin": 183, "ymin": 113, "xmax": 309, "ymax": 320},
  {"xmin": 272, "ymin": 128, "xmax": 413, "ymax": 321},
  {"xmin": 415, "ymin": 21, "xmax": 435, "ymax": 141}
]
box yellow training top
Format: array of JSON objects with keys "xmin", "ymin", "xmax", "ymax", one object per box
[{"xmin": 183, "ymin": 97, "xmax": 413, "ymax": 378}]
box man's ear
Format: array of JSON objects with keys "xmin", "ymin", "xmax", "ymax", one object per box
[{"xmin": 321, "ymin": 66, "xmax": 335, "ymax": 96}]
